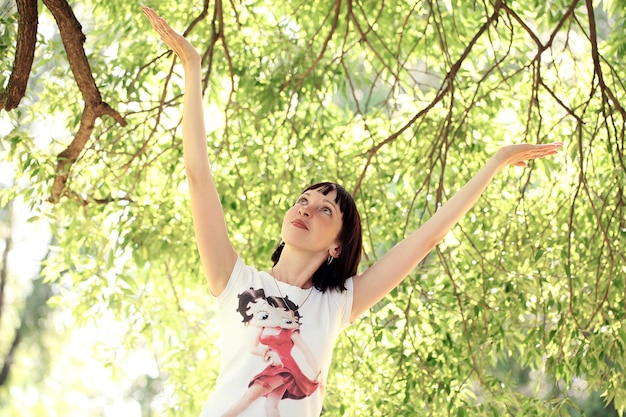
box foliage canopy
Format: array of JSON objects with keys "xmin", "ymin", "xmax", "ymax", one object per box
[{"xmin": 1, "ymin": 0, "xmax": 625, "ymax": 415}]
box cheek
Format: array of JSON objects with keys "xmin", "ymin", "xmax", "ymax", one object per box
[
  {"xmin": 328, "ymin": 219, "xmax": 343, "ymax": 239},
  {"xmin": 280, "ymin": 215, "xmax": 290, "ymax": 235},
  {"xmin": 281, "ymin": 207, "xmax": 301, "ymax": 234},
  {"xmin": 282, "ymin": 206, "xmax": 297, "ymax": 222}
]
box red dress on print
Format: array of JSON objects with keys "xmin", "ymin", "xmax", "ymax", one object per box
[{"xmin": 249, "ymin": 327, "xmax": 319, "ymax": 400}]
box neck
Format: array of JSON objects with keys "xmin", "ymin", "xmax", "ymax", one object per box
[{"xmin": 271, "ymin": 245, "xmax": 325, "ymax": 289}]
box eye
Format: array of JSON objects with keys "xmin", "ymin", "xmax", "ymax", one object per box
[
  {"xmin": 321, "ymin": 206, "xmax": 332, "ymax": 215},
  {"xmin": 296, "ymin": 197, "xmax": 308, "ymax": 205},
  {"xmin": 282, "ymin": 318, "xmax": 293, "ymax": 325},
  {"xmin": 257, "ymin": 311, "xmax": 269, "ymax": 320}
]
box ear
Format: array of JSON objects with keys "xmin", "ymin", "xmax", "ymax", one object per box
[{"xmin": 329, "ymin": 246, "xmax": 342, "ymax": 259}]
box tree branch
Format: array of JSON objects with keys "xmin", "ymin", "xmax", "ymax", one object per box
[
  {"xmin": 42, "ymin": 0, "xmax": 127, "ymax": 203},
  {"xmin": 280, "ymin": 0, "xmax": 341, "ymax": 92},
  {"xmin": 352, "ymin": 0, "xmax": 504, "ymax": 196},
  {"xmin": 0, "ymin": 329, "xmax": 21, "ymax": 387},
  {"xmin": 0, "ymin": 0, "xmax": 37, "ymax": 112},
  {"xmin": 584, "ymin": 0, "xmax": 626, "ymax": 118}
]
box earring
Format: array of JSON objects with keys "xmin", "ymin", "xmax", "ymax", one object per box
[{"xmin": 327, "ymin": 255, "xmax": 334, "ymax": 265}]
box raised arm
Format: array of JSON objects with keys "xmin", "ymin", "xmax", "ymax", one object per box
[
  {"xmin": 351, "ymin": 142, "xmax": 563, "ymax": 321},
  {"xmin": 143, "ymin": 8, "xmax": 237, "ymax": 295}
]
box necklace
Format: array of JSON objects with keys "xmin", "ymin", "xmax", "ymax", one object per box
[{"xmin": 271, "ymin": 266, "xmax": 314, "ymax": 311}]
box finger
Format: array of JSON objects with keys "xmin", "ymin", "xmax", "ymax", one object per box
[
  {"xmin": 142, "ymin": 7, "xmax": 159, "ymax": 23},
  {"xmin": 528, "ymin": 144, "xmax": 559, "ymax": 158},
  {"xmin": 143, "ymin": 8, "xmax": 172, "ymax": 35},
  {"xmin": 539, "ymin": 142, "xmax": 563, "ymax": 153}
]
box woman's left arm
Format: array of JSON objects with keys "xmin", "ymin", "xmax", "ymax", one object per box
[{"xmin": 351, "ymin": 142, "xmax": 563, "ymax": 321}]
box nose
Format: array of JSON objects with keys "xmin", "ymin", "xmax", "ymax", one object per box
[{"xmin": 298, "ymin": 205, "xmax": 311, "ymax": 217}]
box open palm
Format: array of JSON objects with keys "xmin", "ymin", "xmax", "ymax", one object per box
[
  {"xmin": 496, "ymin": 142, "xmax": 563, "ymax": 167},
  {"xmin": 143, "ymin": 7, "xmax": 200, "ymax": 66}
]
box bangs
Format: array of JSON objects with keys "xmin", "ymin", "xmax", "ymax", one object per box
[{"xmin": 304, "ymin": 182, "xmax": 352, "ymax": 215}]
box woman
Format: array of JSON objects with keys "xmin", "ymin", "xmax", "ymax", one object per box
[{"xmin": 142, "ymin": 7, "xmax": 562, "ymax": 417}]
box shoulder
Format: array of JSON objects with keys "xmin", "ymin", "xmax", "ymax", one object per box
[
  {"xmin": 215, "ymin": 257, "xmax": 269, "ymax": 301},
  {"xmin": 310, "ymin": 277, "xmax": 354, "ymax": 327}
]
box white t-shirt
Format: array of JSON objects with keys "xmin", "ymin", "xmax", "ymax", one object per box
[{"xmin": 200, "ymin": 257, "xmax": 354, "ymax": 417}]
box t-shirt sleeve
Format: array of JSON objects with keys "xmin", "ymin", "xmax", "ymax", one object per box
[
  {"xmin": 341, "ymin": 277, "xmax": 355, "ymax": 328},
  {"xmin": 214, "ymin": 256, "xmax": 246, "ymax": 303}
]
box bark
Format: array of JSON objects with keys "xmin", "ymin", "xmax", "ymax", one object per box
[
  {"xmin": 0, "ymin": 0, "xmax": 38, "ymax": 111},
  {"xmin": 40, "ymin": 0, "xmax": 127, "ymax": 203}
]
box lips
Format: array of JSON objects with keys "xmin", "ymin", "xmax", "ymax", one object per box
[{"xmin": 291, "ymin": 219, "xmax": 309, "ymax": 230}]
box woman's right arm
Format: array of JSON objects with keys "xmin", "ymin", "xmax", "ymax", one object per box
[{"xmin": 143, "ymin": 7, "xmax": 237, "ymax": 295}]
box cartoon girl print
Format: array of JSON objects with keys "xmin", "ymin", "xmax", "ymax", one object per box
[{"xmin": 221, "ymin": 288, "xmax": 321, "ymax": 417}]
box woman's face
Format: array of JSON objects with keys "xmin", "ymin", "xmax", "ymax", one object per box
[
  {"xmin": 280, "ymin": 189, "xmax": 343, "ymax": 258},
  {"xmin": 247, "ymin": 300, "xmax": 300, "ymax": 329}
]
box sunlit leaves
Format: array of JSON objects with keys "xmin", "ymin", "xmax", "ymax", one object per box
[{"xmin": 1, "ymin": 0, "xmax": 625, "ymax": 415}]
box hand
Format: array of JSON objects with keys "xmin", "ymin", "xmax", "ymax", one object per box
[
  {"xmin": 143, "ymin": 7, "xmax": 201, "ymax": 67},
  {"xmin": 495, "ymin": 142, "xmax": 563, "ymax": 167},
  {"xmin": 265, "ymin": 350, "xmax": 284, "ymax": 367}
]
